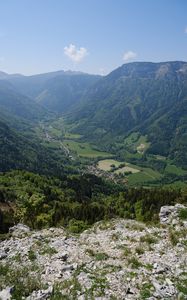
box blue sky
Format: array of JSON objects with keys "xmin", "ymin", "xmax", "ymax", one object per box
[{"xmin": 0, "ymin": 0, "xmax": 187, "ymax": 75}]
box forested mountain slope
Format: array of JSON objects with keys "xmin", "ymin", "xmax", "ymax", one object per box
[
  {"xmin": 66, "ymin": 61, "xmax": 187, "ymax": 167},
  {"xmin": 0, "ymin": 80, "xmax": 49, "ymax": 122},
  {"xmin": 0, "ymin": 119, "xmax": 68, "ymax": 176}
]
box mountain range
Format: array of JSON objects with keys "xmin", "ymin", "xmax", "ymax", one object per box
[{"xmin": 0, "ymin": 61, "xmax": 187, "ymax": 173}]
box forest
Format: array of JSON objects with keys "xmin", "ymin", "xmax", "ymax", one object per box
[{"xmin": 0, "ymin": 170, "xmax": 186, "ymax": 235}]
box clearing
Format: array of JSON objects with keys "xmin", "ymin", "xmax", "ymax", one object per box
[{"xmin": 63, "ymin": 140, "xmax": 111, "ymax": 158}]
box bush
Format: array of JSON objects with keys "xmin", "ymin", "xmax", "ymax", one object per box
[
  {"xmin": 68, "ymin": 219, "xmax": 89, "ymax": 233},
  {"xmin": 179, "ymin": 208, "xmax": 187, "ymax": 220}
]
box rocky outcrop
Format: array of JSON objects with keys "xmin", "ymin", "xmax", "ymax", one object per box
[
  {"xmin": 0, "ymin": 206, "xmax": 187, "ymax": 299},
  {"xmin": 159, "ymin": 203, "xmax": 187, "ymax": 225},
  {"xmin": 0, "ymin": 286, "xmax": 13, "ymax": 300},
  {"xmin": 9, "ymin": 223, "xmax": 30, "ymax": 238}
]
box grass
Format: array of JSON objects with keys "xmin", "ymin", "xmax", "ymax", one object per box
[
  {"xmin": 28, "ymin": 249, "xmax": 37, "ymax": 261},
  {"xmin": 128, "ymin": 257, "xmax": 143, "ymax": 269},
  {"xmin": 97, "ymin": 159, "xmax": 140, "ymax": 174},
  {"xmin": 40, "ymin": 245, "xmax": 58, "ymax": 256},
  {"xmin": 165, "ymin": 163, "xmax": 187, "ymax": 176},
  {"xmin": 0, "ymin": 263, "xmax": 44, "ymax": 299},
  {"xmin": 95, "ymin": 252, "xmax": 109, "ymax": 261},
  {"xmin": 86, "ymin": 249, "xmax": 109, "ymax": 261},
  {"xmin": 42, "ymin": 140, "xmax": 61, "ymax": 149},
  {"xmin": 115, "ymin": 165, "xmax": 140, "ymax": 174},
  {"xmin": 47, "ymin": 127, "xmax": 63, "ymax": 139},
  {"xmin": 64, "ymin": 132, "xmax": 82, "ymax": 139},
  {"xmin": 140, "ymin": 282, "xmax": 154, "ymax": 299},
  {"xmin": 127, "ymin": 167, "xmax": 161, "ymax": 185},
  {"xmin": 63, "ymin": 140, "xmax": 111, "ymax": 158},
  {"xmin": 135, "ymin": 246, "xmax": 145, "ymax": 255},
  {"xmin": 179, "ymin": 208, "xmax": 187, "ymax": 220},
  {"xmin": 140, "ymin": 234, "xmax": 157, "ymax": 245},
  {"xmin": 97, "ymin": 159, "xmax": 123, "ymax": 171},
  {"xmin": 165, "ymin": 180, "xmax": 187, "ymax": 189},
  {"xmin": 122, "ymin": 246, "xmax": 132, "ymax": 257},
  {"xmin": 168, "ymin": 228, "xmax": 179, "ymax": 246},
  {"xmin": 124, "ymin": 133, "xmax": 150, "ymax": 154},
  {"xmin": 176, "ymin": 273, "xmax": 187, "ymax": 296},
  {"xmin": 58, "ymin": 277, "xmax": 82, "ymax": 298}
]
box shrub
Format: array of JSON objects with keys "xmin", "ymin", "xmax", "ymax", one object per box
[
  {"xmin": 128, "ymin": 257, "xmax": 143, "ymax": 269},
  {"xmin": 179, "ymin": 208, "xmax": 187, "ymax": 220},
  {"xmin": 140, "ymin": 234, "xmax": 157, "ymax": 244}
]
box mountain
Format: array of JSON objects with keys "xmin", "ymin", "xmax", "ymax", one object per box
[
  {"xmin": 35, "ymin": 73, "xmax": 101, "ymax": 113},
  {"xmin": 7, "ymin": 70, "xmax": 67, "ymax": 99},
  {"xmin": 6, "ymin": 70, "xmax": 100, "ymax": 113},
  {"xmin": 0, "ymin": 119, "xmax": 68, "ymax": 176},
  {"xmin": 66, "ymin": 61, "xmax": 187, "ymax": 167},
  {"xmin": 0, "ymin": 80, "xmax": 50, "ymax": 124}
]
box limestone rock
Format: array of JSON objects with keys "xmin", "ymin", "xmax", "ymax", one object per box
[
  {"xmin": 0, "ymin": 287, "xmax": 13, "ymax": 300},
  {"xmin": 0, "ymin": 205, "xmax": 186, "ymax": 299},
  {"xmin": 159, "ymin": 203, "xmax": 186, "ymax": 224},
  {"xmin": 9, "ymin": 223, "xmax": 30, "ymax": 237}
]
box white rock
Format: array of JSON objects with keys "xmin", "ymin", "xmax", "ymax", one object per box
[{"xmin": 0, "ymin": 287, "xmax": 13, "ymax": 300}]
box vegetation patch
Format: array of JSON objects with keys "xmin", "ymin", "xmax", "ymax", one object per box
[
  {"xmin": 0, "ymin": 263, "xmax": 44, "ymax": 299},
  {"xmin": 127, "ymin": 257, "xmax": 143, "ymax": 269},
  {"xmin": 40, "ymin": 245, "xmax": 57, "ymax": 256},
  {"xmin": 86, "ymin": 249, "xmax": 109, "ymax": 261},
  {"xmin": 179, "ymin": 208, "xmax": 187, "ymax": 220},
  {"xmin": 140, "ymin": 234, "xmax": 157, "ymax": 245},
  {"xmin": 139, "ymin": 282, "xmax": 154, "ymax": 299},
  {"xmin": 28, "ymin": 249, "xmax": 37, "ymax": 261},
  {"xmin": 63, "ymin": 140, "xmax": 110, "ymax": 158}
]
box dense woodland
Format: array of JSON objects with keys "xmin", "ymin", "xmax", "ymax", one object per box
[{"xmin": 0, "ymin": 170, "xmax": 186, "ymax": 234}]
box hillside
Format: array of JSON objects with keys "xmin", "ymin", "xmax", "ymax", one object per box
[
  {"xmin": 0, "ymin": 120, "xmax": 68, "ymax": 176},
  {"xmin": 0, "ymin": 80, "xmax": 49, "ymax": 123},
  {"xmin": 66, "ymin": 61, "xmax": 187, "ymax": 168}
]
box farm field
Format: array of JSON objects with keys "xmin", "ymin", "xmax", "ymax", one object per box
[
  {"xmin": 97, "ymin": 159, "xmax": 140, "ymax": 174},
  {"xmin": 35, "ymin": 119, "xmax": 187, "ymax": 187},
  {"xmin": 115, "ymin": 165, "xmax": 140, "ymax": 174},
  {"xmin": 63, "ymin": 140, "xmax": 111, "ymax": 158},
  {"xmin": 97, "ymin": 159, "xmax": 123, "ymax": 171},
  {"xmin": 97, "ymin": 158, "xmax": 163, "ymax": 185},
  {"xmin": 127, "ymin": 167, "xmax": 162, "ymax": 185},
  {"xmin": 165, "ymin": 163, "xmax": 187, "ymax": 176}
]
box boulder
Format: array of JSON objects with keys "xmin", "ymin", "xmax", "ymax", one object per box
[
  {"xmin": 0, "ymin": 251, "xmax": 7, "ymax": 260},
  {"xmin": 0, "ymin": 287, "xmax": 13, "ymax": 300},
  {"xmin": 9, "ymin": 223, "xmax": 30, "ymax": 237},
  {"xmin": 26, "ymin": 286, "xmax": 53, "ymax": 300},
  {"xmin": 159, "ymin": 204, "xmax": 186, "ymax": 225}
]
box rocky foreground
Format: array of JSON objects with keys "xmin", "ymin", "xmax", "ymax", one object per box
[{"xmin": 0, "ymin": 204, "xmax": 187, "ymax": 300}]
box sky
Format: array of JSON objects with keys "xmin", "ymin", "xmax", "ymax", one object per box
[{"xmin": 0, "ymin": 0, "xmax": 187, "ymax": 75}]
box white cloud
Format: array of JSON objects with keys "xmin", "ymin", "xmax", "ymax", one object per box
[
  {"xmin": 185, "ymin": 26, "xmax": 187, "ymax": 34},
  {"xmin": 123, "ymin": 50, "xmax": 137, "ymax": 61},
  {"xmin": 64, "ymin": 44, "xmax": 88, "ymax": 63}
]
